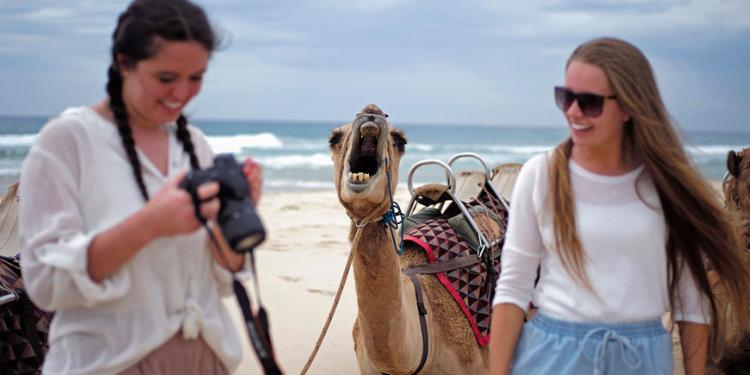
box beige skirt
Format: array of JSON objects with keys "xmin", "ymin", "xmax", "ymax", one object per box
[{"xmin": 119, "ymin": 335, "xmax": 229, "ymax": 375}]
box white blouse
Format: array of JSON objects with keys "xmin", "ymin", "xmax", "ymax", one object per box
[
  {"xmin": 493, "ymin": 153, "xmax": 708, "ymax": 324},
  {"xmin": 19, "ymin": 107, "xmax": 248, "ymax": 374}
]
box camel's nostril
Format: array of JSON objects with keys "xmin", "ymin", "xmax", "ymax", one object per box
[
  {"xmin": 368, "ymin": 115, "xmax": 374, "ymax": 121},
  {"xmin": 360, "ymin": 122, "xmax": 380, "ymax": 138}
]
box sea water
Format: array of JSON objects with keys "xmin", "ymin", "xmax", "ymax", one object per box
[{"xmin": 1, "ymin": 114, "xmax": 748, "ymax": 193}]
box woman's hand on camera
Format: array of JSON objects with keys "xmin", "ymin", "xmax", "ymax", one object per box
[
  {"xmin": 144, "ymin": 171, "xmax": 220, "ymax": 237},
  {"xmin": 243, "ymin": 156, "xmax": 263, "ymax": 205}
]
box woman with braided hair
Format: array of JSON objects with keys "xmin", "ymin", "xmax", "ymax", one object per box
[{"xmin": 18, "ymin": 0, "xmax": 261, "ymax": 374}]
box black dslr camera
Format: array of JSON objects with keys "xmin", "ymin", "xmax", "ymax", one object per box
[{"xmin": 180, "ymin": 153, "xmax": 266, "ymax": 253}]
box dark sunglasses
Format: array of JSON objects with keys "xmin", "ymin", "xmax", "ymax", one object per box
[{"xmin": 554, "ymin": 86, "xmax": 617, "ymax": 118}]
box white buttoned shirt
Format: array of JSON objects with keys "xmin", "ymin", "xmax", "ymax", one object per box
[{"xmin": 19, "ymin": 107, "xmax": 248, "ymax": 375}]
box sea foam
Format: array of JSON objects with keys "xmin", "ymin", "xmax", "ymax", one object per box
[{"xmin": 206, "ymin": 133, "xmax": 283, "ymax": 154}]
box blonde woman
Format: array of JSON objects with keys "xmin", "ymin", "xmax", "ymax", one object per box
[{"xmin": 489, "ymin": 37, "xmax": 750, "ymax": 375}]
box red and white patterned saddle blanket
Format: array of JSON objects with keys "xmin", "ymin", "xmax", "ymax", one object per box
[{"xmin": 403, "ymin": 194, "xmax": 505, "ymax": 347}]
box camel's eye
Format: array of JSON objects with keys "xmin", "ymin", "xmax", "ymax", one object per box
[
  {"xmin": 329, "ymin": 130, "xmax": 343, "ymax": 149},
  {"xmin": 391, "ymin": 129, "xmax": 407, "ymax": 153}
]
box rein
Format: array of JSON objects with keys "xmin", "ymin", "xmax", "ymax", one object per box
[{"xmin": 382, "ymin": 158, "xmax": 405, "ymax": 255}]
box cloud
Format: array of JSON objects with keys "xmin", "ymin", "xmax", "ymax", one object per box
[
  {"xmin": 0, "ymin": 32, "xmax": 47, "ymax": 54},
  {"xmin": 217, "ymin": 17, "xmax": 310, "ymax": 46},
  {"xmin": 199, "ymin": 49, "xmax": 512, "ymax": 124},
  {"xmin": 478, "ymin": 0, "xmax": 750, "ymax": 39},
  {"xmin": 313, "ymin": 0, "xmax": 416, "ymax": 13},
  {"xmin": 17, "ymin": 7, "xmax": 75, "ymax": 22},
  {"xmin": 7, "ymin": 2, "xmax": 119, "ymax": 35},
  {"xmin": 0, "ymin": 0, "xmax": 748, "ymax": 129}
]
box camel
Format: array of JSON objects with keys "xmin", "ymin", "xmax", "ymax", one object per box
[
  {"xmin": 329, "ymin": 104, "xmax": 488, "ymax": 374},
  {"xmin": 707, "ymin": 147, "xmax": 750, "ymax": 375},
  {"xmin": 724, "ymin": 148, "xmax": 750, "ymax": 249}
]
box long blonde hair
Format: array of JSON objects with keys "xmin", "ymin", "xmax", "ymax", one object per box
[{"xmin": 549, "ymin": 37, "xmax": 750, "ymax": 351}]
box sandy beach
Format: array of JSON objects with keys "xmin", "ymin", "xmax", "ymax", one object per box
[{"xmin": 226, "ymin": 188, "xmax": 414, "ymax": 375}]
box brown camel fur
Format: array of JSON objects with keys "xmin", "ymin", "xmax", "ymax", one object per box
[
  {"xmin": 329, "ymin": 104, "xmax": 488, "ymax": 374},
  {"xmin": 707, "ymin": 147, "xmax": 750, "ymax": 375}
]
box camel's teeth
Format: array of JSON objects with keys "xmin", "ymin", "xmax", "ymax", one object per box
[{"xmin": 347, "ymin": 172, "xmax": 370, "ymax": 183}]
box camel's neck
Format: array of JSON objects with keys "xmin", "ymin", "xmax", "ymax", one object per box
[
  {"xmin": 726, "ymin": 203, "xmax": 750, "ymax": 250},
  {"xmin": 349, "ymin": 221, "xmax": 422, "ymax": 372}
]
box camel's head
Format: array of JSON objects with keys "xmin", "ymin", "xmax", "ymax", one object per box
[
  {"xmin": 724, "ymin": 148, "xmax": 750, "ymax": 211},
  {"xmin": 329, "ymin": 104, "xmax": 407, "ymax": 220}
]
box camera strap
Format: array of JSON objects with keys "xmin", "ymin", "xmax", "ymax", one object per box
[
  {"xmin": 233, "ymin": 266, "xmax": 283, "ymax": 375},
  {"xmin": 203, "ymin": 225, "xmax": 283, "ymax": 375}
]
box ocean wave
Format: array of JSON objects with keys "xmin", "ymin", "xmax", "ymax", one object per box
[
  {"xmin": 485, "ymin": 145, "xmax": 554, "ymax": 154},
  {"xmin": 0, "ymin": 134, "xmax": 36, "ymax": 147},
  {"xmin": 434, "ymin": 143, "xmax": 554, "ymax": 155},
  {"xmin": 279, "ymin": 137, "xmax": 331, "ymax": 151},
  {"xmin": 256, "ymin": 153, "xmax": 332, "ymax": 169},
  {"xmin": 0, "ymin": 148, "xmax": 28, "ymax": 157},
  {"xmin": 420, "ymin": 143, "xmax": 744, "ymax": 157},
  {"xmin": 411, "ymin": 143, "xmax": 434, "ymax": 152},
  {"xmin": 0, "ymin": 167, "xmax": 20, "ymax": 176},
  {"xmin": 206, "ymin": 133, "xmax": 283, "ymax": 154},
  {"xmin": 265, "ymin": 180, "xmax": 335, "ymax": 190},
  {"xmin": 686, "ymin": 145, "xmax": 748, "ymax": 156}
]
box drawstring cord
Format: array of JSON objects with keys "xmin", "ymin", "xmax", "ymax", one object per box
[{"xmin": 581, "ymin": 327, "xmax": 642, "ymax": 375}]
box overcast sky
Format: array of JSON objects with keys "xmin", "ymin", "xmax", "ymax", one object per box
[{"xmin": 1, "ymin": 0, "xmax": 748, "ymax": 130}]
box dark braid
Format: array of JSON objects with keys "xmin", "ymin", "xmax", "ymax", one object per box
[
  {"xmin": 176, "ymin": 114, "xmax": 201, "ymax": 170},
  {"xmin": 107, "ymin": 65, "xmax": 150, "ymax": 201},
  {"xmin": 106, "ymin": 0, "xmax": 217, "ymax": 201}
]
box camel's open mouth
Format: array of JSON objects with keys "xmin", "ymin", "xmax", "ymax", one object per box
[{"xmin": 345, "ymin": 114, "xmax": 389, "ymax": 193}]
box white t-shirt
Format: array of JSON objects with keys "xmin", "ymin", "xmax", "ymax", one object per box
[
  {"xmin": 492, "ymin": 153, "xmax": 708, "ymax": 323},
  {"xmin": 19, "ymin": 107, "xmax": 249, "ymax": 374}
]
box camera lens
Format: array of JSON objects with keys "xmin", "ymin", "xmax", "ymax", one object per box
[{"xmin": 219, "ymin": 199, "xmax": 266, "ymax": 253}]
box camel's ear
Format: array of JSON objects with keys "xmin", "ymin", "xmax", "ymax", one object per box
[
  {"xmin": 390, "ymin": 128, "xmax": 407, "ymax": 153},
  {"xmin": 329, "ymin": 129, "xmax": 344, "ymax": 150},
  {"xmin": 727, "ymin": 150, "xmax": 740, "ymax": 177}
]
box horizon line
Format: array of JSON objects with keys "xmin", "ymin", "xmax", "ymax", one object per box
[{"xmin": 0, "ymin": 112, "xmax": 748, "ymax": 134}]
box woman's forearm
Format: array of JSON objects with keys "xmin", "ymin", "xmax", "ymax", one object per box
[
  {"xmin": 87, "ymin": 208, "xmax": 158, "ymax": 282},
  {"xmin": 678, "ymin": 321, "xmax": 709, "ymax": 375},
  {"xmin": 489, "ymin": 304, "xmax": 526, "ymax": 375}
]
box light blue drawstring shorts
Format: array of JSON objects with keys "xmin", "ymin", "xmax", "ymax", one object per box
[{"xmin": 511, "ymin": 313, "xmax": 672, "ymax": 375}]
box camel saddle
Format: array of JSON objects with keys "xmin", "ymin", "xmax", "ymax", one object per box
[{"xmin": 402, "ymin": 188, "xmax": 506, "ymax": 347}]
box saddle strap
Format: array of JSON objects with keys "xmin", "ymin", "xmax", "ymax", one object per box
[
  {"xmin": 408, "ymin": 273, "xmax": 429, "ymax": 375},
  {"xmin": 404, "ymin": 255, "xmax": 480, "ymax": 275},
  {"xmin": 403, "ymin": 248, "xmax": 501, "ymax": 276},
  {"xmin": 381, "ymin": 273, "xmax": 429, "ymax": 375}
]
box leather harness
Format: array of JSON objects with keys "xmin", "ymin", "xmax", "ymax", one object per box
[{"xmin": 380, "ymin": 247, "xmax": 502, "ymax": 375}]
